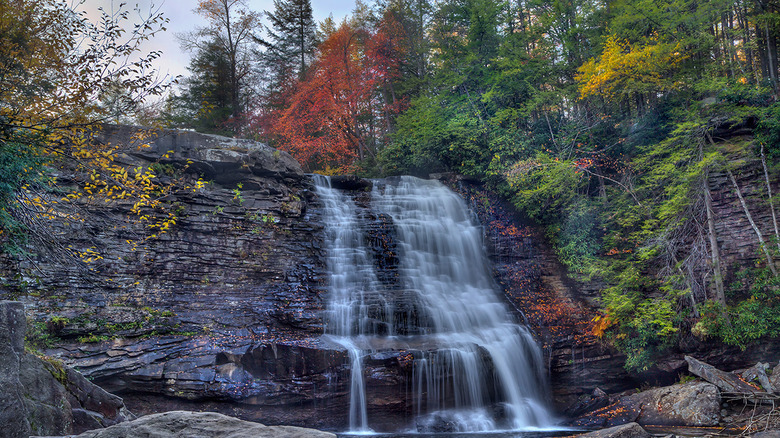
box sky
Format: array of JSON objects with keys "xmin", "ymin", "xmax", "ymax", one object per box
[{"xmin": 78, "ymin": 0, "xmax": 358, "ymax": 80}]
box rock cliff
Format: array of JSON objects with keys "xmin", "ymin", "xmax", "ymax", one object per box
[
  {"xmin": 2, "ymin": 126, "xmax": 778, "ymax": 431},
  {"xmin": 0, "ymin": 126, "xmax": 354, "ymax": 428},
  {"xmin": 0, "ymin": 300, "xmax": 133, "ymax": 438}
]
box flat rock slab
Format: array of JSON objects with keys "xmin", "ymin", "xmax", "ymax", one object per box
[
  {"xmin": 37, "ymin": 411, "xmax": 337, "ymax": 438},
  {"xmin": 575, "ymin": 422, "xmax": 651, "ymax": 438}
]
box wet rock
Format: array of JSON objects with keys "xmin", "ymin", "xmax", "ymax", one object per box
[
  {"xmin": 327, "ymin": 175, "xmax": 372, "ymax": 191},
  {"xmin": 36, "ymin": 410, "xmax": 337, "ymax": 438},
  {"xmin": 565, "ymin": 390, "xmax": 613, "ymax": 418},
  {"xmin": 575, "ymin": 422, "xmax": 651, "ymax": 438},
  {"xmin": 686, "ymin": 356, "xmax": 762, "ymax": 395}
]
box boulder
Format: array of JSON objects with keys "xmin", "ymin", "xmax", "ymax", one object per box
[
  {"xmin": 570, "ymin": 382, "xmax": 721, "ymax": 428},
  {"xmin": 631, "ymin": 382, "xmax": 720, "ymax": 426},
  {"xmin": 770, "ymin": 363, "xmax": 780, "ymax": 394},
  {"xmin": 742, "ymin": 362, "xmax": 773, "ymax": 393},
  {"xmin": 565, "ymin": 388, "xmax": 613, "ymax": 418},
  {"xmin": 575, "ymin": 422, "xmax": 651, "ymax": 438},
  {"xmin": 0, "ymin": 301, "xmax": 133, "ymax": 437},
  {"xmin": 0, "ymin": 301, "xmax": 33, "ymax": 437},
  {"xmin": 686, "ymin": 356, "xmax": 763, "ymax": 395},
  {"xmin": 39, "ymin": 410, "xmax": 337, "ymax": 438}
]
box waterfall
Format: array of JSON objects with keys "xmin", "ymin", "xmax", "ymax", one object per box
[{"xmin": 315, "ymin": 175, "xmax": 554, "ymax": 432}]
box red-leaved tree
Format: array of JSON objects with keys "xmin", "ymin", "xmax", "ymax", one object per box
[{"xmin": 254, "ymin": 17, "xmax": 406, "ymax": 173}]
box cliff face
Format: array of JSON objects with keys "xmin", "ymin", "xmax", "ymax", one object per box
[
  {"xmin": 3, "ymin": 126, "xmax": 778, "ymax": 431},
  {"xmin": 0, "ymin": 125, "xmax": 357, "ymax": 428}
]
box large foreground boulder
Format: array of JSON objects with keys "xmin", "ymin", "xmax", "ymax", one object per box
[
  {"xmin": 575, "ymin": 422, "xmax": 651, "ymax": 438},
  {"xmin": 570, "ymin": 382, "xmax": 721, "ymax": 428},
  {"xmin": 41, "ymin": 411, "xmax": 337, "ymax": 438},
  {"xmin": 0, "ymin": 301, "xmax": 133, "ymax": 438}
]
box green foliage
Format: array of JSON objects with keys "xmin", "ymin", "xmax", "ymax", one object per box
[
  {"xmin": 0, "ymin": 129, "xmax": 48, "ymax": 253},
  {"xmin": 756, "ymin": 102, "xmax": 780, "ymax": 158},
  {"xmin": 25, "ymin": 319, "xmax": 60, "ymax": 353},
  {"xmin": 696, "ymin": 267, "xmax": 780, "ymax": 348},
  {"xmin": 380, "ymin": 95, "xmax": 491, "ymax": 176},
  {"xmin": 162, "ymin": 38, "xmax": 237, "ymax": 136},
  {"xmin": 557, "ymin": 201, "xmax": 602, "ymax": 279}
]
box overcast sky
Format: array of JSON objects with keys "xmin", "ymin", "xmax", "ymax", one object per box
[{"xmin": 78, "ymin": 0, "xmax": 357, "ymax": 81}]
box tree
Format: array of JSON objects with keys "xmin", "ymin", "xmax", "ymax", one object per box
[
  {"xmin": 260, "ymin": 18, "xmax": 408, "ymax": 172},
  {"xmin": 0, "ymin": 0, "xmax": 194, "ymax": 258},
  {"xmin": 260, "ymin": 0, "xmax": 317, "ymax": 83},
  {"xmin": 179, "ymin": 0, "xmax": 261, "ymax": 126},
  {"xmin": 163, "ymin": 38, "xmax": 236, "ymax": 135}
]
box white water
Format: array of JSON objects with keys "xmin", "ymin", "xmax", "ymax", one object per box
[{"xmin": 314, "ymin": 175, "xmax": 554, "ymax": 433}]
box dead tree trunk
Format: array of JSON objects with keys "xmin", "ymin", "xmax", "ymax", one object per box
[
  {"xmin": 760, "ymin": 144, "xmax": 780, "ymax": 253},
  {"xmin": 704, "ymin": 173, "xmax": 727, "ymax": 306},
  {"xmin": 728, "ymin": 169, "xmax": 779, "ymax": 277}
]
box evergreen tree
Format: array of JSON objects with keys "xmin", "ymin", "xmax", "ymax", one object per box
[
  {"xmin": 177, "ymin": 0, "xmax": 261, "ymax": 129},
  {"xmin": 259, "ymin": 0, "xmax": 317, "ymax": 89},
  {"xmin": 163, "ymin": 38, "xmax": 236, "ymax": 136}
]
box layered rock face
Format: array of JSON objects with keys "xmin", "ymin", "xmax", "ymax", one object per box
[
  {"xmin": 5, "ymin": 125, "xmax": 777, "ymax": 432},
  {"xmin": 0, "ymin": 126, "xmax": 357, "ymax": 428}
]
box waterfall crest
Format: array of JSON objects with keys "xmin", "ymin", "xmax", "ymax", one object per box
[{"xmin": 315, "ymin": 175, "xmax": 554, "ymax": 432}]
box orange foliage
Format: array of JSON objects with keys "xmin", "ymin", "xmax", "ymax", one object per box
[
  {"xmin": 258, "ymin": 17, "xmax": 406, "ymax": 173},
  {"xmin": 590, "ymin": 314, "xmax": 613, "ymax": 338}
]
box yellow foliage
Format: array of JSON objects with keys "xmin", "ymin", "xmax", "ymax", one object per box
[
  {"xmin": 590, "ymin": 314, "xmax": 614, "ymax": 338},
  {"xmin": 576, "ymin": 35, "xmax": 686, "ymax": 102}
]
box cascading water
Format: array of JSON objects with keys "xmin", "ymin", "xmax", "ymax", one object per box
[{"xmin": 315, "ymin": 175, "xmax": 554, "ymax": 433}]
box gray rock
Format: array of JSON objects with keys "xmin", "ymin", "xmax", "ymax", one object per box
[
  {"xmin": 575, "ymin": 422, "xmax": 651, "ymax": 438},
  {"xmin": 56, "ymin": 411, "xmax": 337, "ymax": 438},
  {"xmin": 0, "ymin": 301, "xmax": 133, "ymax": 437},
  {"xmin": 632, "ymin": 382, "xmax": 721, "ymax": 427},
  {"xmin": 742, "ymin": 362, "xmax": 773, "ymax": 393},
  {"xmin": 0, "ymin": 301, "xmax": 33, "ymax": 437},
  {"xmin": 770, "ymin": 363, "xmax": 780, "ymax": 393},
  {"xmin": 686, "ymin": 356, "xmax": 762, "ymax": 395},
  {"xmin": 570, "ymin": 382, "xmax": 721, "ymax": 428},
  {"xmin": 753, "ymin": 431, "xmax": 780, "ymax": 438}
]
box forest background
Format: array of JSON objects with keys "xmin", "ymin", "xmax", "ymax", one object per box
[{"xmin": 3, "ymin": 0, "xmax": 780, "ymax": 371}]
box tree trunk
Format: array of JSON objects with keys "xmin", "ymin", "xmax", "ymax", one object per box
[
  {"xmin": 756, "ymin": 22, "xmax": 770, "ymax": 80},
  {"xmin": 728, "ymin": 169, "xmax": 779, "ymax": 276},
  {"xmin": 766, "ymin": 21, "xmax": 779, "ymax": 92},
  {"xmin": 760, "ymin": 144, "xmax": 780, "ymax": 252},
  {"xmin": 704, "ymin": 174, "xmax": 727, "ymax": 306},
  {"xmin": 701, "ymin": 136, "xmax": 727, "ymax": 305}
]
